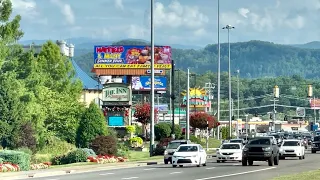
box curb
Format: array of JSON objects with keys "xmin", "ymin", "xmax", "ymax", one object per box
[{"xmin": 1, "ymin": 161, "xmax": 163, "ymax": 180}]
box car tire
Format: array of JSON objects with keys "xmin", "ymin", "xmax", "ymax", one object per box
[
  {"xmin": 268, "ymin": 155, "xmax": 274, "ymax": 166},
  {"xmin": 274, "ymin": 155, "xmax": 279, "ymax": 165},
  {"xmin": 242, "ymin": 158, "xmax": 248, "ymax": 166},
  {"xmin": 203, "ymin": 161, "xmax": 207, "ymax": 166},
  {"xmin": 299, "ymin": 156, "xmax": 302, "ymax": 160},
  {"xmin": 303, "ymin": 155, "xmax": 305, "ymax": 159},
  {"xmin": 172, "ymin": 165, "xmax": 177, "ymax": 168},
  {"xmin": 179, "ymin": 165, "xmax": 183, "ymax": 167},
  {"xmin": 197, "ymin": 158, "xmax": 201, "ymax": 167},
  {"xmin": 248, "ymin": 159, "xmax": 253, "ymax": 166},
  {"xmin": 164, "ymin": 159, "xmax": 169, "ymax": 164},
  {"xmin": 217, "ymin": 160, "xmax": 220, "ymax": 163},
  {"xmin": 312, "ymin": 150, "xmax": 316, "ymax": 153},
  {"xmin": 279, "ymin": 156, "xmax": 285, "ymax": 160}
]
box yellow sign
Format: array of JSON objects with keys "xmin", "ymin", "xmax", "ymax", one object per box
[{"xmin": 94, "ymin": 64, "xmax": 172, "ymax": 69}]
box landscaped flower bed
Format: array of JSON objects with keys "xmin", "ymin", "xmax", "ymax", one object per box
[
  {"xmin": 30, "ymin": 162, "xmax": 52, "ymax": 170},
  {"xmin": 0, "ymin": 163, "xmax": 20, "ymax": 172},
  {"xmin": 87, "ymin": 155, "xmax": 128, "ymax": 164}
]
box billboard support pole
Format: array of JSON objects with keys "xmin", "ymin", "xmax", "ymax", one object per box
[
  {"xmin": 171, "ymin": 60, "xmax": 176, "ymax": 139},
  {"xmin": 149, "ymin": 0, "xmax": 155, "ymax": 157}
]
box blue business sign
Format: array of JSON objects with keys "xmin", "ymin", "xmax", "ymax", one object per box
[{"xmin": 132, "ymin": 76, "xmax": 167, "ymax": 91}]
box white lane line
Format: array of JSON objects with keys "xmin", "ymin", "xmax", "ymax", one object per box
[
  {"xmin": 143, "ymin": 168, "xmax": 156, "ymax": 171},
  {"xmin": 206, "ymin": 167, "xmax": 216, "ymax": 170},
  {"xmin": 194, "ymin": 167, "xmax": 276, "ymax": 180},
  {"xmin": 100, "ymin": 173, "xmax": 115, "ymax": 175},
  {"xmin": 122, "ymin": 177, "xmax": 139, "ymax": 180},
  {"xmin": 232, "ymin": 164, "xmax": 240, "ymax": 166},
  {"xmin": 170, "ymin": 171, "xmax": 182, "ymax": 174}
]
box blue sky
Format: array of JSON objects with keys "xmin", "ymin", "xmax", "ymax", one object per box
[{"xmin": 11, "ymin": 0, "xmax": 320, "ymax": 46}]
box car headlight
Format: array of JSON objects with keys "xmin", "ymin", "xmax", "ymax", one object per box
[
  {"xmin": 173, "ymin": 156, "xmax": 177, "ymax": 158},
  {"xmin": 243, "ymin": 148, "xmax": 249, "ymax": 151},
  {"xmin": 263, "ymin": 147, "xmax": 271, "ymax": 151},
  {"xmin": 164, "ymin": 150, "xmax": 168, "ymax": 155},
  {"xmin": 279, "ymin": 148, "xmax": 283, "ymax": 152}
]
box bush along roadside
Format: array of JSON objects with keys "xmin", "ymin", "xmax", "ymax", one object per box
[{"xmin": 87, "ymin": 155, "xmax": 128, "ymax": 164}]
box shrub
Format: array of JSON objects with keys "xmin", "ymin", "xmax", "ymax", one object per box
[
  {"xmin": 154, "ymin": 123, "xmax": 171, "ymax": 140},
  {"xmin": 15, "ymin": 147, "xmax": 33, "ymax": 155},
  {"xmin": 0, "ymin": 157, "xmax": 3, "ymax": 164},
  {"xmin": 76, "ymin": 102, "xmax": 107, "ymax": 148},
  {"xmin": 38, "ymin": 136, "xmax": 76, "ymax": 156},
  {"xmin": 90, "ymin": 135, "xmax": 117, "ymax": 155},
  {"xmin": 65, "ymin": 149, "xmax": 88, "ymax": 163},
  {"xmin": 107, "ymin": 127, "xmax": 118, "ymax": 138},
  {"xmin": 117, "ymin": 142, "xmax": 129, "ymax": 158},
  {"xmin": 51, "ymin": 155, "xmax": 68, "ymax": 165},
  {"xmin": 190, "ymin": 135, "xmax": 201, "ymax": 144},
  {"xmin": 16, "ymin": 122, "xmax": 37, "ymax": 153},
  {"xmin": 129, "ymin": 137, "xmax": 143, "ymax": 147},
  {"xmin": 0, "ymin": 150, "xmax": 31, "ymax": 171},
  {"xmin": 153, "ymin": 137, "xmax": 173, "ymax": 156},
  {"xmin": 134, "ymin": 125, "xmax": 143, "ymax": 136},
  {"xmin": 126, "ymin": 125, "xmax": 135, "ymax": 134},
  {"xmin": 80, "ymin": 148, "xmax": 96, "ymax": 157},
  {"xmin": 173, "ymin": 124, "xmax": 182, "ymax": 139}
]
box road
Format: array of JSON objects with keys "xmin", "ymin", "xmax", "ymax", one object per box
[{"xmin": 20, "ymin": 152, "xmax": 320, "ymax": 180}]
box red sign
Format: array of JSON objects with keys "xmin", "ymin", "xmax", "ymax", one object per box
[{"xmin": 310, "ymin": 99, "xmax": 320, "ymax": 109}]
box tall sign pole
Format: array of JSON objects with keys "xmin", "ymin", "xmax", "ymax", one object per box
[
  {"xmin": 186, "ymin": 68, "xmax": 190, "ymax": 140},
  {"xmin": 216, "ymin": 0, "xmax": 221, "ymax": 140},
  {"xmin": 149, "ymin": 0, "xmax": 155, "ymax": 157}
]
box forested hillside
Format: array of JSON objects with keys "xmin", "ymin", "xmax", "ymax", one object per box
[{"xmin": 74, "ymin": 40, "xmax": 320, "ymax": 79}]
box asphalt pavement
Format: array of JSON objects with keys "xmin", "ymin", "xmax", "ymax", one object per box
[{"xmin": 11, "ymin": 150, "xmax": 320, "ymax": 180}]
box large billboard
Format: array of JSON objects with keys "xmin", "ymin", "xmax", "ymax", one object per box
[
  {"xmin": 132, "ymin": 76, "xmax": 167, "ymax": 91},
  {"xmin": 93, "ymin": 45, "xmax": 172, "ymax": 69}
]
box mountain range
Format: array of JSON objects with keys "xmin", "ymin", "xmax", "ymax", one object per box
[{"xmin": 18, "ymin": 38, "xmax": 320, "ymax": 78}]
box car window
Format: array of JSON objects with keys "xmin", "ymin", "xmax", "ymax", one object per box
[
  {"xmin": 230, "ymin": 140, "xmax": 242, "ymax": 143},
  {"xmin": 248, "ymin": 138, "xmax": 271, "ymax": 145},
  {"xmin": 168, "ymin": 142, "xmax": 186, "ymax": 149},
  {"xmin": 314, "ymin": 136, "xmax": 320, "ymax": 141},
  {"xmin": 220, "ymin": 144, "xmax": 240, "ymax": 149},
  {"xmin": 177, "ymin": 146, "xmax": 198, "ymax": 152},
  {"xmin": 282, "ymin": 141, "xmax": 299, "ymax": 146}
]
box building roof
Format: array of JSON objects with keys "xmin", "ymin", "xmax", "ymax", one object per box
[{"xmin": 71, "ymin": 59, "xmax": 102, "ymax": 90}]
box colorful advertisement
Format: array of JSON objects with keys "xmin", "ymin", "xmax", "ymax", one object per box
[
  {"xmin": 132, "ymin": 76, "xmax": 167, "ymax": 91},
  {"xmin": 93, "ymin": 45, "xmax": 172, "ymax": 69}
]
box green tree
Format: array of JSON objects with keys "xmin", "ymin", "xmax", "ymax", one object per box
[
  {"xmin": 154, "ymin": 123, "xmax": 171, "ymax": 140},
  {"xmin": 76, "ymin": 102, "xmax": 108, "ymax": 148}
]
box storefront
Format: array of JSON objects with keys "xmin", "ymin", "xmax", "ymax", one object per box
[{"xmin": 102, "ymin": 83, "xmax": 132, "ymax": 128}]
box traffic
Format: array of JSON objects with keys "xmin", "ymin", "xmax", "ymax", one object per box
[{"xmin": 163, "ymin": 130, "xmax": 319, "ymax": 168}]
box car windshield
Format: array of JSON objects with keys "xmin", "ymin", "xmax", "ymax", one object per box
[
  {"xmin": 272, "ymin": 135, "xmax": 280, "ymax": 139},
  {"xmin": 167, "ymin": 142, "xmax": 187, "ymax": 149},
  {"xmin": 230, "ymin": 140, "xmax": 242, "ymax": 143},
  {"xmin": 249, "ymin": 138, "xmax": 271, "ymax": 145},
  {"xmin": 283, "ymin": 141, "xmax": 299, "ymax": 146},
  {"xmin": 221, "ymin": 144, "xmax": 240, "ymax": 149},
  {"xmin": 314, "ymin": 136, "xmax": 320, "ymax": 141},
  {"xmin": 177, "ymin": 146, "xmax": 198, "ymax": 152}
]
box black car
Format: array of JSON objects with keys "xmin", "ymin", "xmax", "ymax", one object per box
[
  {"xmin": 311, "ymin": 135, "xmax": 320, "ymax": 153},
  {"xmin": 242, "ymin": 137, "xmax": 280, "ymax": 166}
]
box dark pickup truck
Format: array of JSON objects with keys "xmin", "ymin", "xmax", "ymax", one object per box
[
  {"xmin": 242, "ymin": 137, "xmax": 280, "ymax": 166},
  {"xmin": 311, "ymin": 135, "xmax": 320, "ymax": 153}
]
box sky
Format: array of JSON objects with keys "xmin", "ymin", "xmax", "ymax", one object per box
[{"xmin": 11, "ymin": 0, "xmax": 320, "ymax": 46}]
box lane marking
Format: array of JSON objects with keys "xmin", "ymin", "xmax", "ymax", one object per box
[
  {"xmin": 232, "ymin": 164, "xmax": 240, "ymax": 166},
  {"xmin": 122, "ymin": 177, "xmax": 139, "ymax": 180},
  {"xmin": 206, "ymin": 167, "xmax": 216, "ymax": 170},
  {"xmin": 143, "ymin": 168, "xmax": 156, "ymax": 171},
  {"xmin": 170, "ymin": 171, "xmax": 182, "ymax": 174},
  {"xmin": 194, "ymin": 167, "xmax": 276, "ymax": 180},
  {"xmin": 100, "ymin": 173, "xmax": 115, "ymax": 175}
]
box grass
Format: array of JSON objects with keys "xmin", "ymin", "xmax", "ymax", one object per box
[
  {"xmin": 272, "ymin": 170, "xmax": 320, "ymax": 180},
  {"xmin": 200, "ymin": 138, "xmax": 221, "ymax": 149},
  {"xmin": 128, "ymin": 151, "xmax": 162, "ymax": 161}
]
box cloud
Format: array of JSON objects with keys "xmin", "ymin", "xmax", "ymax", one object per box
[
  {"xmin": 238, "ymin": 8, "xmax": 250, "ymax": 18},
  {"xmin": 126, "ymin": 25, "xmax": 147, "ymax": 39},
  {"xmin": 50, "ymin": 0, "xmax": 75, "ymax": 25},
  {"xmin": 114, "ymin": 0, "xmax": 124, "ymax": 10},
  {"xmin": 11, "ymin": 0, "xmax": 37, "ymax": 18},
  {"xmin": 153, "ymin": 0, "xmax": 209, "ymax": 29}
]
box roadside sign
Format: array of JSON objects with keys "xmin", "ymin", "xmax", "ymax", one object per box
[{"xmin": 296, "ymin": 107, "xmax": 305, "ymax": 117}]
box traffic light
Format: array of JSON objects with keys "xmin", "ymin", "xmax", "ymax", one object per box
[
  {"xmin": 232, "ymin": 115, "xmax": 235, "ymax": 120},
  {"xmin": 274, "ymin": 85, "xmax": 279, "ymax": 98},
  {"xmin": 270, "ymin": 114, "xmax": 273, "ymax": 119},
  {"xmin": 310, "ymin": 122, "xmax": 314, "ymax": 131},
  {"xmin": 308, "ymin": 85, "xmax": 313, "ymax": 97},
  {"xmin": 284, "ymin": 115, "xmax": 288, "ymax": 121}
]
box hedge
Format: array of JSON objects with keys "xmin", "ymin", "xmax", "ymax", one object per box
[{"xmin": 0, "ymin": 150, "xmax": 31, "ymax": 171}]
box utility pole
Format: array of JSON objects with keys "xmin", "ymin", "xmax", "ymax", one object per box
[
  {"xmin": 171, "ymin": 60, "xmax": 176, "ymax": 139},
  {"xmin": 216, "ymin": 0, "xmax": 221, "ymax": 140},
  {"xmin": 236, "ymin": 69, "xmax": 240, "ymax": 119},
  {"xmin": 222, "ymin": 25, "xmax": 235, "ymax": 139},
  {"xmin": 245, "ymin": 114, "xmax": 248, "ymax": 141},
  {"xmin": 186, "ymin": 68, "xmax": 190, "ymax": 140},
  {"xmin": 149, "ymin": 0, "xmax": 155, "ymax": 157},
  {"xmin": 273, "ymin": 85, "xmax": 279, "ymax": 132}
]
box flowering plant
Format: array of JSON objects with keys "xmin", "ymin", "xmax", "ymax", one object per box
[
  {"xmin": 87, "ymin": 155, "xmax": 128, "ymax": 164},
  {"xmin": 0, "ymin": 163, "xmax": 20, "ymax": 172}
]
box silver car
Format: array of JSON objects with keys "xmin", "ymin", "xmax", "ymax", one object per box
[{"xmin": 164, "ymin": 140, "xmax": 192, "ymax": 164}]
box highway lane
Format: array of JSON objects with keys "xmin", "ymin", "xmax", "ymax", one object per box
[{"xmin": 21, "ymin": 152, "xmax": 320, "ymax": 180}]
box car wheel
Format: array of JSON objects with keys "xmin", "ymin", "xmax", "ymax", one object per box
[
  {"xmin": 274, "ymin": 155, "xmax": 279, "ymax": 165},
  {"xmin": 268, "ymin": 155, "xmax": 274, "ymax": 166},
  {"xmin": 299, "ymin": 156, "xmax": 302, "ymax": 160},
  {"xmin": 242, "ymin": 158, "xmax": 248, "ymax": 166},
  {"xmin": 217, "ymin": 160, "xmax": 220, "ymax": 163},
  {"xmin": 303, "ymin": 155, "xmax": 305, "ymax": 159},
  {"xmin": 164, "ymin": 159, "xmax": 169, "ymax": 164},
  {"xmin": 279, "ymin": 156, "xmax": 285, "ymax": 160},
  {"xmin": 172, "ymin": 165, "xmax": 177, "ymax": 168},
  {"xmin": 179, "ymin": 165, "xmax": 183, "ymax": 167},
  {"xmin": 312, "ymin": 150, "xmax": 316, "ymax": 153},
  {"xmin": 203, "ymin": 161, "xmax": 207, "ymax": 166},
  {"xmin": 197, "ymin": 158, "xmax": 201, "ymax": 167},
  {"xmin": 248, "ymin": 159, "xmax": 253, "ymax": 166}
]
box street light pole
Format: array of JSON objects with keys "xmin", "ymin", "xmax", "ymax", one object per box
[
  {"xmin": 245, "ymin": 114, "xmax": 248, "ymax": 141},
  {"xmin": 236, "ymin": 69, "xmax": 240, "ymax": 119},
  {"xmin": 223, "ymin": 25, "xmax": 235, "ymax": 139},
  {"xmin": 216, "ymin": 0, "xmax": 221, "ymax": 140},
  {"xmin": 171, "ymin": 60, "xmax": 176, "ymax": 139},
  {"xmin": 186, "ymin": 68, "xmax": 190, "ymax": 140},
  {"xmin": 149, "ymin": 0, "xmax": 155, "ymax": 157}
]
